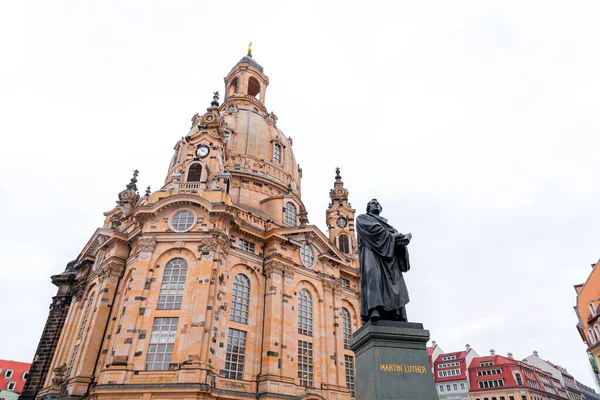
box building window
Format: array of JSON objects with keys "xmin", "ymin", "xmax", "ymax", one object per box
[
  {"xmin": 248, "ymin": 77, "xmax": 261, "ymax": 98},
  {"xmin": 345, "ymin": 355, "xmax": 355, "ymax": 397},
  {"xmin": 298, "ymin": 340, "xmax": 313, "ymax": 387},
  {"xmin": 300, "ymin": 244, "xmax": 315, "ymax": 268},
  {"xmin": 342, "ymin": 308, "xmax": 352, "ymax": 349},
  {"xmin": 157, "ymin": 258, "xmax": 188, "ymax": 310},
  {"xmin": 480, "ymin": 361, "xmax": 494, "ymax": 366},
  {"xmin": 223, "ymin": 131, "xmax": 230, "ymax": 142},
  {"xmin": 590, "ymin": 301, "xmax": 597, "ymax": 315},
  {"xmin": 227, "ymin": 78, "xmax": 238, "ymax": 97},
  {"xmin": 284, "ymin": 202, "xmax": 297, "ymax": 226},
  {"xmin": 238, "ymin": 239, "xmax": 255, "ymax": 253},
  {"xmin": 224, "ymin": 328, "xmax": 246, "ymax": 380},
  {"xmin": 509, "ymin": 397, "xmax": 515, "ymax": 400},
  {"xmin": 453, "ymin": 383, "xmax": 458, "ymax": 391},
  {"xmin": 515, "ymin": 372, "xmax": 523, "ymax": 385},
  {"xmin": 66, "ymin": 344, "xmax": 79, "ymax": 378},
  {"xmin": 77, "ymin": 292, "xmax": 95, "ymax": 339},
  {"xmin": 442, "ymin": 355, "xmax": 457, "ymax": 361},
  {"xmin": 187, "ymin": 163, "xmax": 202, "ymax": 182},
  {"xmin": 170, "ymin": 209, "xmax": 196, "ymax": 232},
  {"xmin": 589, "ymin": 328, "xmax": 596, "ymax": 343},
  {"xmin": 439, "ymin": 385, "xmax": 445, "ymax": 392},
  {"xmin": 22, "ymin": 371, "xmax": 29, "ymax": 381},
  {"xmin": 340, "ymin": 277, "xmax": 350, "ymax": 288},
  {"xmin": 230, "ymin": 274, "xmax": 250, "ymax": 324},
  {"xmin": 338, "ymin": 234, "xmax": 350, "ymax": 254},
  {"xmin": 4, "ymin": 370, "xmax": 13, "ymax": 379},
  {"xmin": 146, "ymin": 317, "xmax": 178, "ymax": 371},
  {"xmin": 446, "ymin": 384, "xmax": 451, "ymax": 391},
  {"xmin": 298, "ymin": 289, "xmax": 313, "ymax": 336},
  {"xmin": 6, "ymin": 382, "xmax": 15, "ymax": 391},
  {"xmin": 273, "ymin": 143, "xmax": 282, "ymax": 164}
]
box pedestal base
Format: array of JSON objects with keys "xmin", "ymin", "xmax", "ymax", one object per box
[{"xmin": 349, "ymin": 320, "xmax": 438, "ymax": 400}]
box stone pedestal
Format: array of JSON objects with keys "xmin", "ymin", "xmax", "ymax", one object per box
[{"xmin": 349, "ymin": 320, "xmax": 438, "ymax": 400}]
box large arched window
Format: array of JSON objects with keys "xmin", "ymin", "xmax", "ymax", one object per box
[
  {"xmin": 273, "ymin": 143, "xmax": 282, "ymax": 164},
  {"xmin": 248, "ymin": 77, "xmax": 260, "ymax": 98},
  {"xmin": 77, "ymin": 292, "xmax": 95, "ymax": 339},
  {"xmin": 338, "ymin": 234, "xmax": 350, "ymax": 254},
  {"xmin": 187, "ymin": 164, "xmax": 202, "ymax": 182},
  {"xmin": 298, "ymin": 289, "xmax": 313, "ymax": 336},
  {"xmin": 230, "ymin": 274, "xmax": 250, "ymax": 324},
  {"xmin": 157, "ymin": 258, "xmax": 188, "ymax": 310},
  {"xmin": 342, "ymin": 308, "xmax": 352, "ymax": 349},
  {"xmin": 284, "ymin": 202, "xmax": 297, "ymax": 226}
]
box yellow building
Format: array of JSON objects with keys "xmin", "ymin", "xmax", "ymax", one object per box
[
  {"xmin": 574, "ymin": 258, "xmax": 600, "ymax": 389},
  {"xmin": 22, "ymin": 51, "xmax": 360, "ymax": 400}
]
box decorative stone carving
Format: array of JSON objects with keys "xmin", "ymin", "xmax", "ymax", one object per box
[
  {"xmin": 137, "ymin": 237, "xmax": 157, "ymax": 253},
  {"xmin": 173, "ymin": 241, "xmax": 185, "ymax": 249},
  {"xmin": 100, "ymin": 262, "xmax": 125, "ymax": 282},
  {"xmin": 323, "ymin": 279, "xmax": 342, "ymax": 294},
  {"xmin": 263, "ymin": 261, "xmax": 284, "ymax": 277},
  {"xmin": 282, "ymin": 264, "xmax": 295, "ymax": 279},
  {"xmin": 198, "ymin": 238, "xmax": 218, "ymax": 253},
  {"xmin": 51, "ymin": 363, "xmax": 67, "ymax": 388},
  {"xmin": 70, "ymin": 283, "xmax": 87, "ymax": 302},
  {"xmin": 216, "ymin": 233, "xmax": 231, "ymax": 255}
]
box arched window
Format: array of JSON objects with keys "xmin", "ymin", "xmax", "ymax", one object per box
[
  {"xmin": 157, "ymin": 258, "xmax": 188, "ymax": 310},
  {"xmin": 298, "ymin": 289, "xmax": 313, "ymax": 336},
  {"xmin": 187, "ymin": 164, "xmax": 202, "ymax": 182},
  {"xmin": 300, "ymin": 244, "xmax": 315, "ymax": 268},
  {"xmin": 77, "ymin": 292, "xmax": 95, "ymax": 339},
  {"xmin": 227, "ymin": 78, "xmax": 238, "ymax": 98},
  {"xmin": 273, "ymin": 143, "xmax": 282, "ymax": 164},
  {"xmin": 589, "ymin": 328, "xmax": 596, "ymax": 343},
  {"xmin": 339, "ymin": 234, "xmax": 350, "ymax": 254},
  {"xmin": 248, "ymin": 77, "xmax": 260, "ymax": 98},
  {"xmin": 230, "ymin": 274, "xmax": 250, "ymax": 324},
  {"xmin": 284, "ymin": 202, "xmax": 297, "ymax": 226},
  {"xmin": 342, "ymin": 308, "xmax": 352, "ymax": 349}
]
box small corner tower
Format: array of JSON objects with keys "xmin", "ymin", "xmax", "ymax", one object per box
[{"xmin": 326, "ymin": 167, "xmax": 357, "ymax": 256}]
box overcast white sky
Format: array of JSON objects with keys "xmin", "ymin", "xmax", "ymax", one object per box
[{"xmin": 1, "ymin": 0, "xmax": 600, "ymax": 389}]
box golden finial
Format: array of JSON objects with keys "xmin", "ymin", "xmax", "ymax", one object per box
[{"xmin": 247, "ymin": 42, "xmax": 252, "ymax": 57}]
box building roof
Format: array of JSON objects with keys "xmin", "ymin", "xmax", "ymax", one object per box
[
  {"xmin": 0, "ymin": 359, "xmax": 31, "ymax": 394},
  {"xmin": 235, "ymin": 55, "xmax": 264, "ymax": 72}
]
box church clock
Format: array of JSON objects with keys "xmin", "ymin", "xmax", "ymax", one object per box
[
  {"xmin": 196, "ymin": 145, "xmax": 210, "ymax": 158},
  {"xmin": 337, "ymin": 216, "xmax": 347, "ymax": 228}
]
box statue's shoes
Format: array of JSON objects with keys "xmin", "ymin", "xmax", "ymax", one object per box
[{"xmin": 370, "ymin": 310, "xmax": 380, "ymax": 321}]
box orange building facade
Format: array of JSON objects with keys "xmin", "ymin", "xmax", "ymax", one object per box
[
  {"xmin": 574, "ymin": 259, "xmax": 600, "ymax": 389},
  {"xmin": 23, "ymin": 52, "xmax": 360, "ymax": 400}
]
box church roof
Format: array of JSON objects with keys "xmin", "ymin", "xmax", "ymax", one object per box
[{"xmin": 236, "ymin": 55, "xmax": 264, "ymax": 72}]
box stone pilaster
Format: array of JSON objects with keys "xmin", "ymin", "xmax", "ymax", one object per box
[{"xmin": 259, "ymin": 261, "xmax": 285, "ymax": 380}]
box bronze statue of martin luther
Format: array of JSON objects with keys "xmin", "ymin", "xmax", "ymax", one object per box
[{"xmin": 356, "ymin": 199, "xmax": 412, "ymax": 323}]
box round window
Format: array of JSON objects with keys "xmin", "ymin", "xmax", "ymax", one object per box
[
  {"xmin": 170, "ymin": 209, "xmax": 196, "ymax": 232},
  {"xmin": 300, "ymin": 244, "xmax": 315, "ymax": 268}
]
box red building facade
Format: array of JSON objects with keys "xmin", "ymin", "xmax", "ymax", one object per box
[{"xmin": 0, "ymin": 359, "xmax": 31, "ymax": 394}]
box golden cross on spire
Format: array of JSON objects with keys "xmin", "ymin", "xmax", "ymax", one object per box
[{"xmin": 247, "ymin": 42, "xmax": 252, "ymax": 57}]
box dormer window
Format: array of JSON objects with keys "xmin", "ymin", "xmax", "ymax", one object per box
[
  {"xmin": 273, "ymin": 143, "xmax": 282, "ymax": 164},
  {"xmin": 5, "ymin": 369, "xmax": 13, "ymax": 379},
  {"xmin": 284, "ymin": 202, "xmax": 297, "ymax": 226},
  {"xmin": 590, "ymin": 301, "xmax": 597, "ymax": 315}
]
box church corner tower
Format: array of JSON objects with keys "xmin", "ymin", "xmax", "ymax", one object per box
[{"xmin": 23, "ymin": 50, "xmax": 360, "ymax": 400}]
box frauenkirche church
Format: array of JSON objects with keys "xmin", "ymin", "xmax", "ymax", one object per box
[{"xmin": 22, "ymin": 50, "xmax": 360, "ymax": 400}]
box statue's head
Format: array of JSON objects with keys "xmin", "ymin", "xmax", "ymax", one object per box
[{"xmin": 366, "ymin": 199, "xmax": 382, "ymax": 215}]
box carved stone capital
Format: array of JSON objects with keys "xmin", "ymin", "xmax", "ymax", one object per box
[
  {"xmin": 283, "ymin": 264, "xmax": 295, "ymax": 278},
  {"xmin": 70, "ymin": 282, "xmax": 87, "ymax": 302},
  {"xmin": 198, "ymin": 238, "xmax": 218, "ymax": 253},
  {"xmin": 323, "ymin": 279, "xmax": 342, "ymax": 294},
  {"xmin": 216, "ymin": 233, "xmax": 231, "ymax": 255},
  {"xmin": 264, "ymin": 261, "xmax": 284, "ymax": 277},
  {"xmin": 137, "ymin": 237, "xmax": 157, "ymax": 253},
  {"xmin": 51, "ymin": 363, "xmax": 67, "ymax": 389},
  {"xmin": 100, "ymin": 262, "xmax": 125, "ymax": 282}
]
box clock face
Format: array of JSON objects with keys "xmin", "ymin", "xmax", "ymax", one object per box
[
  {"xmin": 337, "ymin": 217, "xmax": 347, "ymax": 228},
  {"xmin": 196, "ymin": 145, "xmax": 210, "ymax": 158}
]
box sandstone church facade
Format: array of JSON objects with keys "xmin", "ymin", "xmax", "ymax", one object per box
[{"xmin": 22, "ymin": 52, "xmax": 360, "ymax": 400}]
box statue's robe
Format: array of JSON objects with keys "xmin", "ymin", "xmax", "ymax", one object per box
[{"xmin": 356, "ymin": 213, "xmax": 410, "ymax": 321}]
